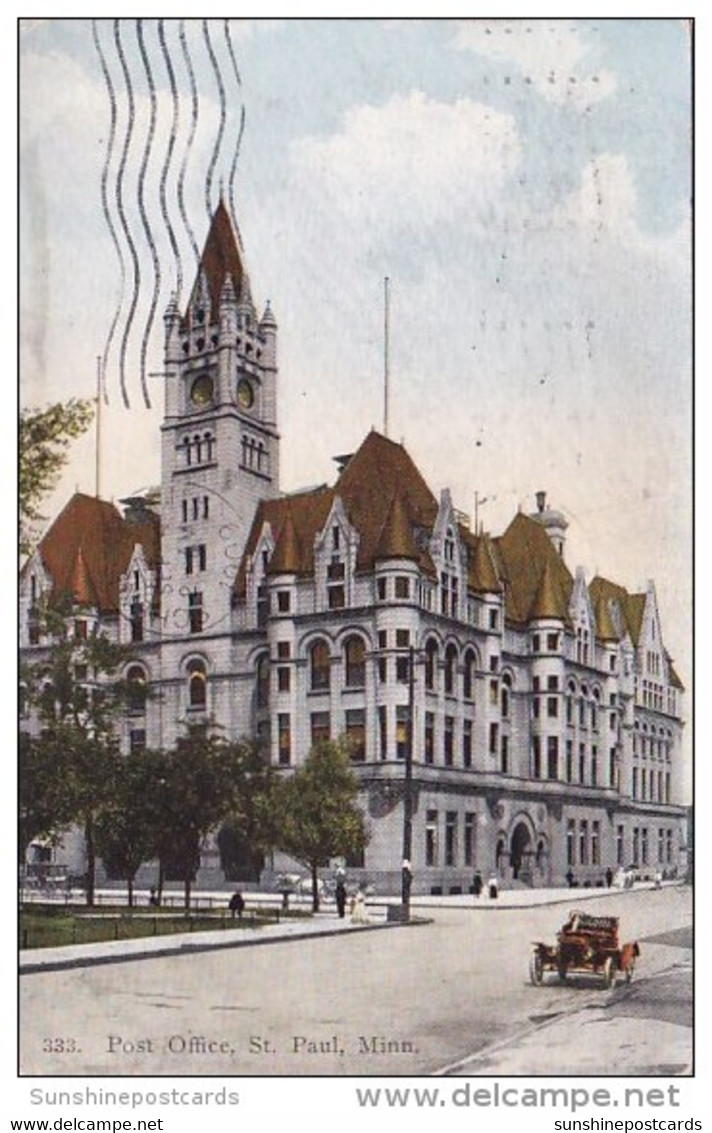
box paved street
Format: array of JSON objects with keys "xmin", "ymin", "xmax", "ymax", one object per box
[{"xmin": 20, "ymin": 885, "xmax": 691, "ymax": 1077}]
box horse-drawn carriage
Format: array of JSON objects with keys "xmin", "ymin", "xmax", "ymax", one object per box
[{"xmin": 530, "ymin": 911, "xmax": 639, "ymax": 988}]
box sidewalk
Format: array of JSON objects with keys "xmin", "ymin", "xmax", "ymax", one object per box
[{"xmin": 20, "ymin": 881, "xmax": 678, "ymax": 975}]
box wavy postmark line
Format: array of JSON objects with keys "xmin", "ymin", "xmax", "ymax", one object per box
[
  {"xmin": 203, "ymin": 18, "xmax": 227, "ymax": 222},
  {"xmin": 136, "ymin": 18, "xmax": 160, "ymax": 409},
  {"xmin": 157, "ymin": 18, "xmax": 183, "ymax": 302},
  {"xmin": 177, "ymin": 19, "xmax": 200, "ymax": 274},
  {"xmin": 92, "ymin": 18, "xmax": 123, "ymax": 407},
  {"xmin": 113, "ymin": 18, "xmax": 141, "ymax": 410},
  {"xmin": 224, "ymin": 18, "xmax": 246, "ymax": 249}
]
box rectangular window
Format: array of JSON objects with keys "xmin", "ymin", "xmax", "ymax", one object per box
[
  {"xmin": 464, "ymin": 812, "xmax": 476, "ymax": 867},
  {"xmin": 445, "ymin": 812, "xmax": 457, "ymax": 867},
  {"xmin": 489, "ymin": 608, "xmax": 499, "ymax": 630},
  {"xmin": 444, "ymin": 716, "xmax": 454, "ymax": 766},
  {"xmin": 579, "ymin": 820, "xmax": 589, "ymax": 865},
  {"xmin": 641, "ymin": 827, "xmax": 649, "ymax": 865},
  {"xmin": 532, "ymin": 633, "xmax": 540, "ymax": 653},
  {"xmin": 547, "ymin": 696, "xmax": 558, "ymax": 718},
  {"xmin": 130, "ymin": 600, "xmax": 144, "ymax": 643},
  {"xmin": 489, "ymin": 722, "xmax": 498, "ymax": 756},
  {"xmin": 188, "ymin": 592, "xmax": 203, "ymax": 634},
  {"xmin": 566, "ymin": 740, "xmax": 573, "ymax": 782},
  {"xmin": 345, "ymin": 708, "xmax": 366, "ymax": 762},
  {"xmin": 395, "ymin": 576, "xmax": 410, "ymax": 599},
  {"xmin": 379, "ymin": 706, "xmax": 387, "ymax": 760},
  {"xmin": 532, "ymin": 735, "xmax": 541, "ymax": 779},
  {"xmin": 311, "ymin": 711, "xmax": 330, "ymax": 747},
  {"xmin": 277, "ymin": 667, "xmax": 290, "ymax": 693},
  {"xmin": 185, "ymin": 547, "xmax": 194, "ymax": 575},
  {"xmin": 129, "ymin": 729, "xmax": 146, "ymax": 753},
  {"xmin": 591, "ymin": 745, "xmax": 598, "ymax": 786},
  {"xmin": 425, "ymin": 810, "xmax": 438, "ymax": 867},
  {"xmin": 579, "ymin": 743, "xmax": 586, "ymax": 783},
  {"xmin": 617, "ymin": 824, "xmax": 624, "ymax": 866},
  {"xmin": 567, "ymin": 819, "xmax": 576, "ymax": 866},
  {"xmin": 328, "ymin": 585, "xmax": 345, "ymax": 609},
  {"xmin": 547, "ymin": 632, "xmax": 559, "ymax": 651},
  {"xmin": 396, "ymin": 629, "xmax": 410, "ymax": 648},
  {"xmin": 377, "ymin": 577, "xmax": 387, "ymax": 601},
  {"xmin": 501, "ymin": 733, "xmax": 509, "ymax": 774},
  {"xmin": 277, "ymin": 640, "xmax": 291, "ymax": 659},
  {"xmin": 396, "ymin": 706, "xmax": 409, "ymax": 760},
  {"xmin": 74, "ymin": 619, "xmax": 88, "ymax": 640},
  {"xmin": 632, "ymin": 767, "xmax": 638, "ymax": 799},
  {"xmin": 378, "ymin": 630, "xmax": 387, "ymax": 649},
  {"xmin": 463, "ymin": 718, "xmax": 472, "ymax": 768},
  {"xmin": 198, "ymin": 544, "xmax": 207, "ymax": 571},
  {"xmin": 547, "ymin": 675, "xmax": 559, "ymax": 691},
  {"xmin": 396, "ymin": 656, "xmax": 410, "ymax": 684},
  {"xmin": 278, "ymin": 713, "xmax": 291, "ymax": 765},
  {"xmin": 378, "ymin": 657, "xmax": 388, "ymax": 684},
  {"xmin": 591, "ymin": 820, "xmax": 600, "ymax": 866},
  {"xmin": 277, "ymin": 590, "xmax": 291, "ymax": 613},
  {"xmin": 547, "ymin": 735, "xmax": 558, "ymax": 779},
  {"xmin": 424, "ymin": 712, "xmax": 435, "ymax": 764}
]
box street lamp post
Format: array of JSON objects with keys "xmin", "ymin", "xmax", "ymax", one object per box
[{"xmin": 401, "ymin": 645, "xmax": 415, "ymax": 919}]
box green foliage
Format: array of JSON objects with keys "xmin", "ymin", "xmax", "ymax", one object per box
[
  {"xmin": 20, "ymin": 614, "xmax": 134, "ymax": 904},
  {"xmin": 20, "ymin": 399, "xmax": 94, "ymax": 555},
  {"xmin": 94, "ymin": 750, "xmax": 165, "ymax": 906},
  {"xmin": 19, "ymin": 731, "xmax": 76, "ymax": 857},
  {"xmin": 277, "ymin": 740, "xmax": 369, "ymax": 910}
]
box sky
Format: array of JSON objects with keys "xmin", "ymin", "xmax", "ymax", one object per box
[{"xmin": 19, "ymin": 17, "xmax": 692, "ymax": 786}]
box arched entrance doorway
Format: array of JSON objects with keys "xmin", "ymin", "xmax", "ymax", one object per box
[{"xmin": 510, "ymin": 822, "xmax": 532, "ymax": 880}]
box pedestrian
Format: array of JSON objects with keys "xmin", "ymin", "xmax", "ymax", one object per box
[
  {"xmin": 351, "ymin": 888, "xmax": 369, "ymax": 924},
  {"xmin": 488, "ymin": 875, "xmax": 498, "ymax": 900},
  {"xmin": 472, "ymin": 872, "xmax": 483, "ymax": 898},
  {"xmin": 566, "ymin": 869, "xmax": 575, "ymax": 889},
  {"xmin": 229, "ymin": 891, "xmax": 245, "ymax": 919},
  {"xmin": 335, "ymin": 877, "xmax": 347, "ymax": 918},
  {"xmin": 654, "ymin": 870, "xmax": 662, "ymax": 890},
  {"xmin": 148, "ymin": 887, "xmax": 159, "ymax": 907},
  {"xmin": 605, "ymin": 866, "xmax": 613, "ymax": 888}
]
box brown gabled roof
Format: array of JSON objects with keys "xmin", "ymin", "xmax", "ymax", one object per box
[
  {"xmin": 235, "ymin": 431, "xmax": 438, "ymax": 594},
  {"xmin": 589, "ymin": 576, "xmax": 646, "ymax": 645},
  {"xmin": 183, "ymin": 200, "xmax": 247, "ymax": 327},
  {"xmin": 495, "ymin": 511, "xmax": 573, "ymax": 625},
  {"xmin": 667, "ymin": 657, "xmax": 685, "ymax": 691},
  {"xmin": 35, "ymin": 493, "xmax": 160, "ymax": 614}
]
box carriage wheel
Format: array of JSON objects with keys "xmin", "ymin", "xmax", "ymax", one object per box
[
  {"xmin": 530, "ymin": 952, "xmax": 544, "ymax": 986},
  {"xmin": 603, "ymin": 957, "xmax": 617, "ymax": 988}
]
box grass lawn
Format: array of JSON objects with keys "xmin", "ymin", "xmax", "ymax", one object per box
[{"xmin": 19, "ymin": 904, "xmax": 309, "ymax": 950}]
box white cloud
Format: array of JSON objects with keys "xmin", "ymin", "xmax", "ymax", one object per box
[
  {"xmin": 291, "ymin": 91, "xmax": 522, "ymax": 224},
  {"xmin": 453, "ymin": 19, "xmax": 617, "ymax": 110}
]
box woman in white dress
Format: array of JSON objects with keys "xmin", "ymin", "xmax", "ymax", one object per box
[{"xmin": 350, "ymin": 888, "xmax": 369, "ymax": 924}]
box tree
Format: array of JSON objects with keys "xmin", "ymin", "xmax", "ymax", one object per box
[
  {"xmin": 151, "ymin": 727, "xmax": 258, "ymax": 910},
  {"xmin": 94, "ymin": 749, "xmax": 166, "ymax": 907},
  {"xmin": 217, "ymin": 741, "xmax": 281, "ymax": 882},
  {"xmin": 21, "ymin": 607, "xmax": 133, "ymax": 905},
  {"xmin": 277, "ymin": 740, "xmax": 369, "ymax": 911},
  {"xmin": 18, "ymin": 730, "xmax": 76, "ymax": 861},
  {"xmin": 20, "ymin": 399, "xmax": 94, "ymax": 555}
]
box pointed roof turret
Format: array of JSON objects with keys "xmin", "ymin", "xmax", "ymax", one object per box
[
  {"xmin": 467, "ymin": 533, "xmax": 502, "ymax": 593},
  {"xmin": 69, "ymin": 547, "xmax": 99, "ymax": 607},
  {"xmin": 530, "ymin": 556, "xmax": 570, "ymax": 621},
  {"xmin": 268, "ymin": 512, "xmax": 303, "ymax": 575},
  {"xmin": 184, "ymin": 199, "xmax": 246, "ymax": 326},
  {"xmin": 374, "ymin": 490, "xmax": 421, "ymax": 561}
]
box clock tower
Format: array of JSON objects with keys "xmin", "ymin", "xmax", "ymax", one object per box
[{"xmin": 160, "ymin": 200, "xmax": 279, "ymax": 638}]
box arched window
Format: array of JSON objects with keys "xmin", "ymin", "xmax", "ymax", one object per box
[
  {"xmin": 126, "ymin": 665, "xmax": 147, "ymax": 715},
  {"xmin": 463, "ymin": 649, "xmax": 476, "ymax": 700},
  {"xmin": 444, "ymin": 644, "xmax": 458, "ymax": 696},
  {"xmin": 256, "ymin": 654, "xmax": 270, "ymax": 709},
  {"xmin": 344, "ymin": 636, "xmax": 366, "ymax": 689},
  {"xmin": 310, "ymin": 639, "xmax": 331, "ymax": 692},
  {"xmin": 187, "ymin": 659, "xmax": 207, "ymax": 709},
  {"xmin": 425, "ymin": 638, "xmax": 439, "ymax": 691}
]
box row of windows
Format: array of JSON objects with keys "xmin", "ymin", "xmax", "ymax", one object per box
[
  {"xmin": 632, "ymin": 766, "xmax": 672, "ymax": 803},
  {"xmin": 182, "ymin": 433, "xmax": 215, "ymax": 466}
]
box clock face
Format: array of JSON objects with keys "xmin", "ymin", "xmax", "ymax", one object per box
[
  {"xmin": 190, "ymin": 373, "xmax": 214, "ymax": 407},
  {"xmin": 236, "ymin": 378, "xmax": 254, "ymax": 410}
]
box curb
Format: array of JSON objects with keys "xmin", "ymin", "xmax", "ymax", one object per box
[{"xmin": 19, "ymin": 916, "xmax": 432, "ymax": 976}]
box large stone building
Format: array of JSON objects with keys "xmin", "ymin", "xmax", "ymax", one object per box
[{"xmin": 20, "ymin": 201, "xmax": 687, "ymax": 893}]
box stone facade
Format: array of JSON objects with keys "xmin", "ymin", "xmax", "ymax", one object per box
[{"xmin": 19, "ymin": 201, "xmax": 687, "ymax": 894}]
